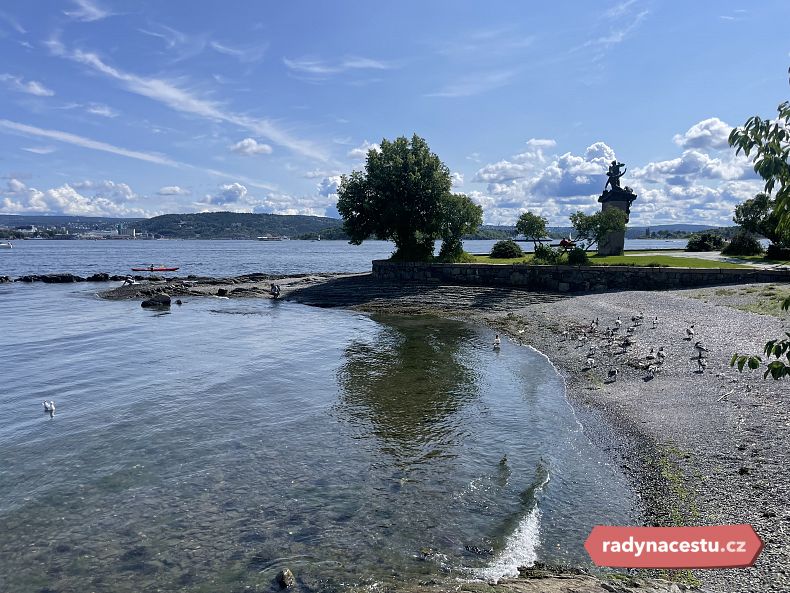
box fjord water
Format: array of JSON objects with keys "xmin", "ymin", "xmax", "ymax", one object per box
[
  {"xmin": 0, "ymin": 250, "xmax": 638, "ymax": 592},
  {"xmin": 0, "ymin": 238, "xmax": 690, "ymax": 278}
]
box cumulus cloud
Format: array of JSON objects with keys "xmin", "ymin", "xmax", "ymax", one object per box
[
  {"xmin": 0, "ymin": 74, "xmax": 54, "ymax": 96},
  {"xmin": 348, "ymin": 140, "xmax": 380, "ymax": 160},
  {"xmin": 1, "ymin": 178, "xmax": 149, "ymax": 217},
  {"xmin": 317, "ymin": 175, "xmax": 342, "ymax": 197},
  {"xmin": 635, "ymin": 149, "xmax": 754, "ymax": 185},
  {"xmin": 157, "ymin": 185, "xmax": 190, "ymax": 196},
  {"xmin": 204, "ymin": 182, "xmax": 248, "ymax": 207},
  {"xmin": 230, "ymin": 138, "xmax": 273, "ymax": 156},
  {"xmin": 451, "ymin": 172, "xmax": 464, "ymax": 188},
  {"xmin": 673, "ymin": 117, "xmax": 732, "ymax": 151}
]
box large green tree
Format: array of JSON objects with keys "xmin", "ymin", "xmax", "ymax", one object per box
[
  {"xmin": 437, "ymin": 193, "xmax": 483, "ymax": 261},
  {"xmin": 515, "ymin": 211, "xmax": 548, "ymax": 250},
  {"xmin": 337, "ymin": 134, "xmax": 454, "ymax": 261},
  {"xmin": 733, "ymin": 193, "xmax": 789, "ymax": 246},
  {"xmin": 569, "ymin": 209, "xmax": 627, "ymax": 252}
]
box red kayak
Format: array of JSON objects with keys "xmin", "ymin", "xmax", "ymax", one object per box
[{"xmin": 131, "ymin": 266, "xmax": 180, "ymax": 272}]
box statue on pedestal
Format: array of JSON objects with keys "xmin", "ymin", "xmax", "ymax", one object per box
[{"xmin": 597, "ymin": 159, "xmax": 638, "ymax": 256}]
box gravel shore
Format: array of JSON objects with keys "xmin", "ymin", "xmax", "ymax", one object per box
[{"xmin": 98, "ymin": 274, "xmax": 788, "ymax": 592}]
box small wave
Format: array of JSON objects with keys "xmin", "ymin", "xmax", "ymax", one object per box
[{"xmin": 475, "ymin": 467, "xmax": 550, "ymax": 582}]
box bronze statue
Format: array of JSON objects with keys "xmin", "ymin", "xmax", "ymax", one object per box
[{"xmin": 605, "ymin": 160, "xmax": 626, "ymax": 191}]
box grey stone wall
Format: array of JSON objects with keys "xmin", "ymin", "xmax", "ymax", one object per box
[{"xmin": 372, "ymin": 260, "xmax": 790, "ymax": 293}]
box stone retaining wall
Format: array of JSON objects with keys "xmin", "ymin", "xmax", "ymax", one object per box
[{"xmin": 372, "ymin": 260, "xmax": 790, "ymax": 293}]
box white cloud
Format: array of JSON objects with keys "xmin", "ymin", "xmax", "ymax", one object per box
[
  {"xmin": 22, "ymin": 146, "xmax": 56, "ymax": 154},
  {"xmin": 209, "ymin": 41, "xmax": 268, "ymax": 63},
  {"xmin": 672, "ymin": 117, "xmax": 732, "ymax": 151},
  {"xmin": 283, "ymin": 56, "xmax": 394, "ymax": 79},
  {"xmin": 157, "ymin": 185, "xmax": 190, "ymax": 196},
  {"xmin": 0, "ymin": 119, "xmax": 276, "ymax": 190},
  {"xmin": 635, "ymin": 149, "xmax": 754, "ymax": 185},
  {"xmin": 1, "ymin": 178, "xmax": 150, "ymax": 217},
  {"xmin": 0, "ymin": 119, "xmax": 179, "ymax": 166},
  {"xmin": 230, "ymin": 137, "xmax": 273, "ymax": 156},
  {"xmin": 86, "ymin": 103, "xmax": 118, "ymax": 117},
  {"xmin": 0, "ymin": 74, "xmax": 54, "ymax": 96},
  {"xmin": 451, "ymin": 172, "xmax": 464, "ymax": 188},
  {"xmin": 317, "ymin": 176, "xmax": 342, "ymax": 197},
  {"xmin": 426, "ymin": 69, "xmax": 518, "ymax": 98},
  {"xmin": 203, "ymin": 182, "xmax": 249, "ymax": 207},
  {"xmin": 49, "ymin": 43, "xmax": 327, "ymax": 161},
  {"xmin": 348, "ymin": 140, "xmax": 380, "ymax": 160},
  {"xmin": 64, "ymin": 0, "xmax": 110, "ymax": 22}
]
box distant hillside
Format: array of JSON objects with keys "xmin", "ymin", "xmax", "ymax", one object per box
[
  {"xmin": 0, "ymin": 214, "xmax": 144, "ymax": 227},
  {"xmin": 138, "ymin": 212, "xmax": 343, "ymax": 239}
]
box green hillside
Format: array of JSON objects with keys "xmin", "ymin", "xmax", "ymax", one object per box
[{"xmin": 138, "ymin": 212, "xmax": 343, "ymax": 239}]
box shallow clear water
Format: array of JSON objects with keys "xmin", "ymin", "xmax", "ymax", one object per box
[
  {"xmin": 0, "ymin": 281, "xmax": 638, "ymax": 593},
  {"xmin": 0, "ymin": 238, "xmax": 690, "ymax": 278}
]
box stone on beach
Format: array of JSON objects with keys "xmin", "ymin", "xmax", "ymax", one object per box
[{"xmin": 141, "ymin": 293, "xmax": 171, "ymax": 308}]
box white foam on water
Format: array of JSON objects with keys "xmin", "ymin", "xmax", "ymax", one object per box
[{"xmin": 475, "ymin": 470, "xmax": 550, "ymax": 583}]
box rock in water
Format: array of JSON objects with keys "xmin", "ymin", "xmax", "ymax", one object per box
[
  {"xmin": 217, "ymin": 288, "xmax": 228, "ymax": 297},
  {"xmin": 275, "ymin": 568, "xmax": 296, "ymax": 589},
  {"xmin": 86, "ymin": 272, "xmax": 110, "ymax": 282},
  {"xmin": 141, "ymin": 294, "xmax": 171, "ymax": 308}
]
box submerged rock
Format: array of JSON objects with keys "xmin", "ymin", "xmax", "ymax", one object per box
[
  {"xmin": 0, "ymin": 276, "xmax": 10, "ymax": 283},
  {"xmin": 141, "ymin": 293, "xmax": 171, "ymax": 308},
  {"xmin": 275, "ymin": 567, "xmax": 296, "ymax": 589}
]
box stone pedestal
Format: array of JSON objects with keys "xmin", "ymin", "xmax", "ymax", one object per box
[{"xmin": 597, "ymin": 187, "xmax": 637, "ymax": 256}]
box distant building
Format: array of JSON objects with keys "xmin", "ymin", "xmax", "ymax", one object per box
[
  {"xmin": 116, "ymin": 224, "xmax": 136, "ymax": 238},
  {"xmin": 15, "ymin": 224, "xmax": 37, "ymax": 234}
]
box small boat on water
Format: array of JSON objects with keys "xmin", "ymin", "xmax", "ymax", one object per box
[
  {"xmin": 0, "ymin": 241, "xmax": 12, "ymax": 249},
  {"xmin": 257, "ymin": 235, "xmax": 288, "ymax": 241},
  {"xmin": 131, "ymin": 265, "xmax": 180, "ymax": 272}
]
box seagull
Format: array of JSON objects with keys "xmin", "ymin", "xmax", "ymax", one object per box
[
  {"xmin": 607, "ymin": 368, "xmax": 619, "ymax": 382},
  {"xmin": 657, "ymin": 347, "xmax": 666, "ymax": 363},
  {"xmin": 694, "ymin": 340, "xmax": 709, "ymax": 355},
  {"xmin": 493, "ymin": 334, "xmax": 501, "ymax": 349},
  {"xmin": 632, "ymin": 313, "xmax": 644, "ymax": 326},
  {"xmin": 647, "ymin": 364, "xmax": 658, "ymax": 379},
  {"xmin": 685, "ymin": 324, "xmax": 695, "ymax": 340},
  {"xmin": 42, "ymin": 400, "xmax": 51, "ymax": 412},
  {"xmin": 652, "ymin": 316, "xmax": 658, "ymax": 329},
  {"xmin": 615, "ymin": 316, "xmax": 622, "ymax": 329}
]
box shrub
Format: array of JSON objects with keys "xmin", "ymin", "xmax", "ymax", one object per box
[
  {"xmin": 685, "ymin": 232, "xmax": 725, "ymax": 252},
  {"xmin": 533, "ymin": 244, "xmax": 563, "ymax": 264},
  {"xmin": 490, "ymin": 239, "xmax": 523, "ymax": 259},
  {"xmin": 567, "ymin": 247, "xmax": 590, "ymax": 266},
  {"xmin": 722, "ymin": 233, "xmax": 764, "ymax": 256},
  {"xmin": 766, "ymin": 243, "xmax": 790, "ymax": 260}
]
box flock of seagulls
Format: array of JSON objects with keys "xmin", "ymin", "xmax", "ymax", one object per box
[{"xmin": 553, "ymin": 310, "xmax": 714, "ymax": 385}]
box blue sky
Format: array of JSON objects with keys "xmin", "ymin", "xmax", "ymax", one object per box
[{"xmin": 0, "ymin": 0, "xmax": 788, "ymax": 225}]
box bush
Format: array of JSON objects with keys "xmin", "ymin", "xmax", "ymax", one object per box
[
  {"xmin": 685, "ymin": 231, "xmax": 725, "ymax": 252},
  {"xmin": 722, "ymin": 233, "xmax": 764, "ymax": 256},
  {"xmin": 490, "ymin": 239, "xmax": 523, "ymax": 259},
  {"xmin": 766, "ymin": 243, "xmax": 790, "ymax": 260},
  {"xmin": 533, "ymin": 244, "xmax": 563, "ymax": 264},
  {"xmin": 567, "ymin": 247, "xmax": 590, "ymax": 266}
]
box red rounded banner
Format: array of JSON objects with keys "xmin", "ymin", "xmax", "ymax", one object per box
[{"xmin": 584, "ymin": 525, "xmax": 763, "ymax": 569}]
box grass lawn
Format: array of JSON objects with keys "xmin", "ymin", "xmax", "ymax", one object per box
[{"xmin": 470, "ymin": 253, "xmax": 752, "ymax": 269}]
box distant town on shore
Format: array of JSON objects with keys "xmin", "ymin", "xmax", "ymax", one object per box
[{"xmin": 0, "ymin": 212, "xmax": 741, "ymax": 242}]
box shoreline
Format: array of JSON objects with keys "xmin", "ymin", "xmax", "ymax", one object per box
[{"xmin": 33, "ymin": 274, "xmax": 790, "ymax": 591}]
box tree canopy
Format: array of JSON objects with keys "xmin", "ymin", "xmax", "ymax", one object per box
[
  {"xmin": 729, "ymin": 72, "xmax": 790, "ymax": 234},
  {"xmin": 569, "ymin": 209, "xmax": 627, "ymax": 252},
  {"xmin": 733, "ymin": 193, "xmax": 789, "ymax": 247},
  {"xmin": 515, "ymin": 211, "xmax": 548, "ymax": 249},
  {"xmin": 337, "ymin": 134, "xmax": 480, "ymax": 261}
]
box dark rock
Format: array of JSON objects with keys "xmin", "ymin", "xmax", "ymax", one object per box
[
  {"xmin": 275, "ymin": 568, "xmax": 296, "ymax": 589},
  {"xmin": 217, "ymin": 288, "xmax": 228, "ymax": 296},
  {"xmin": 86, "ymin": 272, "xmax": 110, "ymax": 282},
  {"xmin": 0, "ymin": 276, "xmax": 10, "ymax": 283},
  {"xmin": 141, "ymin": 294, "xmax": 171, "ymax": 308},
  {"xmin": 175, "ymin": 299, "xmax": 182, "ymax": 305},
  {"xmin": 40, "ymin": 273, "xmax": 84, "ymax": 283}
]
